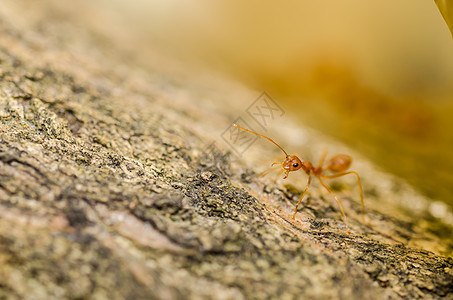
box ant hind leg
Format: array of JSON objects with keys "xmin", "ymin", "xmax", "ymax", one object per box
[
  {"xmin": 318, "ymin": 149, "xmax": 328, "ymax": 169},
  {"xmin": 317, "ymin": 176, "xmax": 348, "ymax": 221},
  {"xmin": 321, "ymin": 171, "xmax": 365, "ymax": 223}
]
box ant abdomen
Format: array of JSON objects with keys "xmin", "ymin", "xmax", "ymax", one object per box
[{"xmin": 325, "ymin": 154, "xmax": 352, "ymax": 173}]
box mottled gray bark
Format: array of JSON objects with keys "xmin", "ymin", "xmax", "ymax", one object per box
[{"xmin": 0, "ymin": 1, "xmax": 452, "ymax": 299}]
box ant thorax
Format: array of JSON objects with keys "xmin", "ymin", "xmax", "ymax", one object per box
[{"xmin": 301, "ymin": 161, "xmax": 313, "ymax": 174}]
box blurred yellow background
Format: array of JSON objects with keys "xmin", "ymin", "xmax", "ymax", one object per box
[{"xmin": 72, "ymin": 1, "xmax": 453, "ymax": 208}]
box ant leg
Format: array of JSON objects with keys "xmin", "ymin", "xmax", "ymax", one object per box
[
  {"xmin": 266, "ymin": 162, "xmax": 289, "ymax": 179},
  {"xmin": 316, "ymin": 176, "xmax": 348, "ymax": 221},
  {"xmin": 321, "ymin": 171, "xmax": 364, "ymax": 223},
  {"xmin": 318, "ymin": 149, "xmax": 328, "ymax": 169},
  {"xmin": 259, "ymin": 167, "xmax": 284, "ymax": 184},
  {"xmin": 292, "ymin": 174, "xmax": 312, "ymax": 219},
  {"xmin": 259, "ymin": 165, "xmax": 280, "ymax": 178}
]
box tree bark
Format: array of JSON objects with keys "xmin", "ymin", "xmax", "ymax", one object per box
[{"xmin": 0, "ymin": 1, "xmax": 452, "ymax": 299}]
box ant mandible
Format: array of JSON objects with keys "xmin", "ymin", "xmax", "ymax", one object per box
[{"xmin": 233, "ymin": 123, "xmax": 364, "ymax": 223}]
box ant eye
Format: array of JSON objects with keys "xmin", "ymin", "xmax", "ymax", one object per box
[{"xmin": 292, "ymin": 163, "xmax": 299, "ymax": 168}]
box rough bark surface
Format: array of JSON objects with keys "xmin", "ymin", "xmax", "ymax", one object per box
[{"xmin": 1, "ymin": 1, "xmax": 452, "ymax": 299}]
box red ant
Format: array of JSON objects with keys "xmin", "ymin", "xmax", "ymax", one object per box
[{"xmin": 233, "ymin": 124, "xmax": 364, "ymax": 223}]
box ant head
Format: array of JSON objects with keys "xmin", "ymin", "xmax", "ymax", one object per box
[
  {"xmin": 282, "ymin": 155, "xmax": 303, "ymax": 172},
  {"xmin": 232, "ymin": 124, "xmax": 308, "ymax": 174}
]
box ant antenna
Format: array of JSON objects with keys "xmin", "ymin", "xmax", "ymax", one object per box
[{"xmin": 233, "ymin": 123, "xmax": 288, "ymax": 157}]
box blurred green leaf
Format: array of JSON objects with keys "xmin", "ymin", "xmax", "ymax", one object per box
[{"xmin": 435, "ymin": 0, "xmax": 453, "ymax": 35}]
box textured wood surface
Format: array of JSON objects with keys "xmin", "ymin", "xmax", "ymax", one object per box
[{"xmin": 1, "ymin": 1, "xmax": 452, "ymax": 299}]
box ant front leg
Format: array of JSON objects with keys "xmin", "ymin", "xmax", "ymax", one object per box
[
  {"xmin": 259, "ymin": 167, "xmax": 285, "ymax": 184},
  {"xmin": 292, "ymin": 174, "xmax": 312, "ymax": 219},
  {"xmin": 271, "ymin": 161, "xmax": 289, "ymax": 179},
  {"xmin": 259, "ymin": 165, "xmax": 280, "ymax": 178}
]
